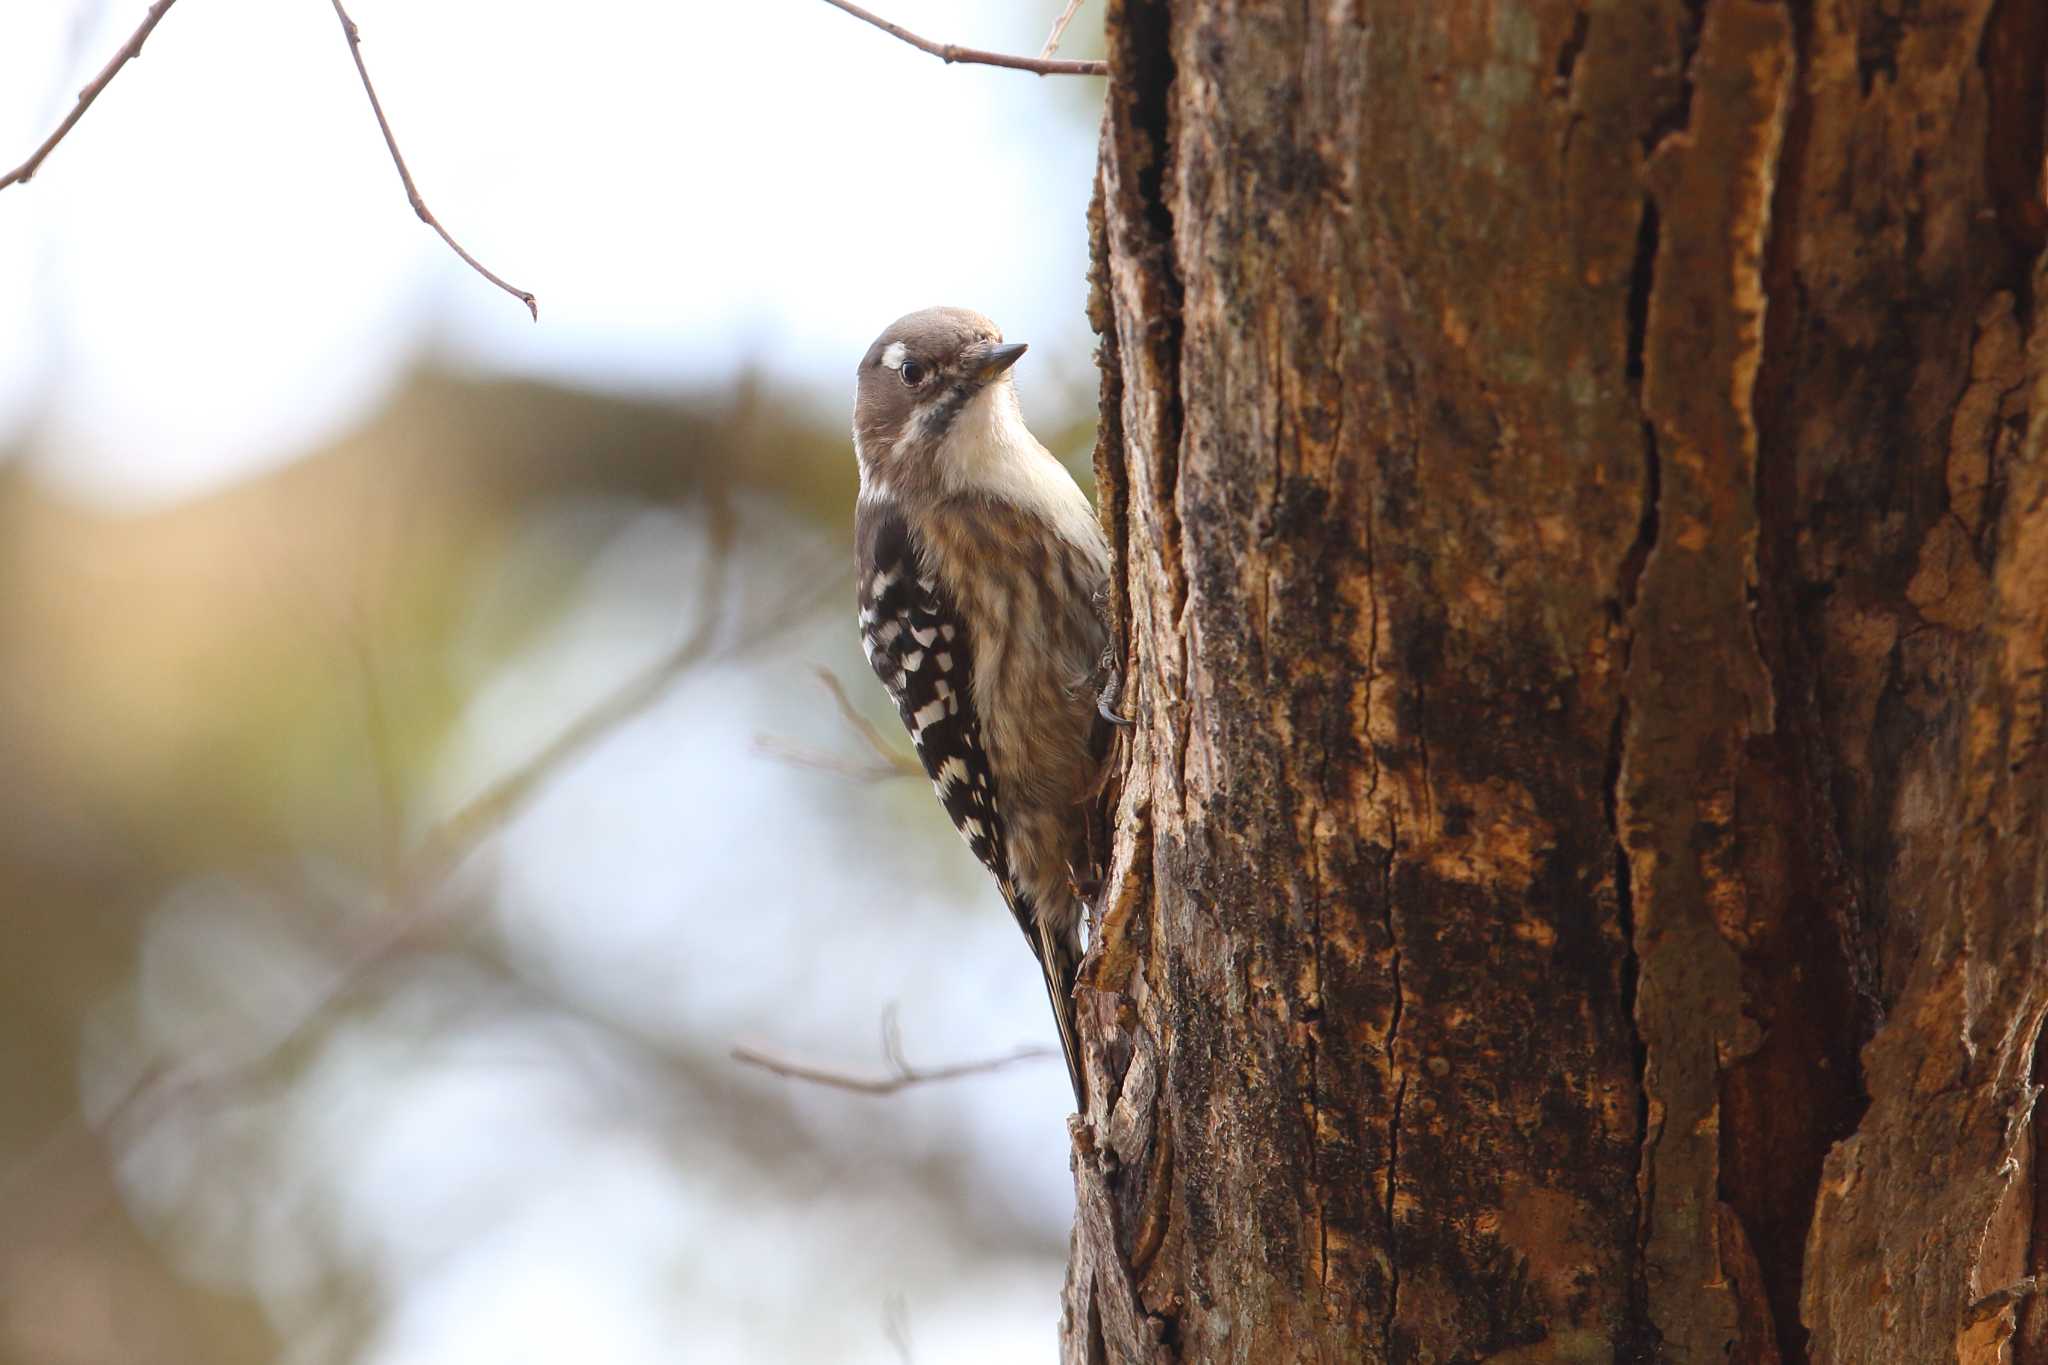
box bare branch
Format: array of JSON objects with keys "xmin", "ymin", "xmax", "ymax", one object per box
[
  {"xmin": 751, "ymin": 735, "xmax": 911, "ymax": 782},
  {"xmin": 1039, "ymin": 0, "xmax": 1088, "ymax": 60},
  {"xmin": 731, "ymin": 1042, "xmax": 1054, "ymax": 1094},
  {"xmin": 1, "ymin": 490, "xmax": 845, "ymax": 1237},
  {"xmin": 813, "ymin": 666, "xmax": 921, "ymax": 774},
  {"xmin": 815, "ymin": 0, "xmax": 1107, "ymax": 77},
  {"xmin": 327, "ymin": 0, "xmax": 538, "ymax": 319},
  {"xmin": 732, "ymin": 1006, "xmax": 1055, "ymax": 1095},
  {"xmin": 0, "ymin": 0, "xmax": 180, "ymax": 193},
  {"xmin": 410, "ymin": 491, "xmax": 739, "ymax": 880},
  {"xmin": 406, "ymin": 506, "xmax": 842, "ymax": 882},
  {"xmin": 99, "ymin": 895, "xmax": 441, "ymax": 1154},
  {"xmin": 752, "ymin": 666, "xmax": 921, "ymax": 781},
  {"xmin": 882, "ymin": 1293, "xmax": 915, "ymax": 1365}
]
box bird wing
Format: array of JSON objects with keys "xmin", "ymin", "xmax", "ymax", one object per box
[{"xmin": 856, "ymin": 505, "xmax": 1015, "ymax": 903}]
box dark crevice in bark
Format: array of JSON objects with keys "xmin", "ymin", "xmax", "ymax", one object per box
[
  {"xmin": 1119, "ymin": 0, "xmax": 1178, "ymax": 250},
  {"xmin": 1614, "ymin": 165, "xmax": 1665, "ymax": 1365},
  {"xmin": 1616, "ymin": 423, "xmax": 1661, "ymax": 614},
  {"xmin": 1603, "ymin": 708, "xmax": 1654, "ymax": 1358},
  {"xmin": 1381, "ymin": 1073, "xmax": 1406, "ymax": 1353},
  {"xmin": 1982, "ymin": 0, "xmax": 2048, "ymax": 324},
  {"xmin": 1607, "ymin": 495, "xmax": 1660, "ymax": 1350},
  {"xmin": 1104, "ymin": 0, "xmax": 1189, "ymax": 812},
  {"xmin": 1553, "ymin": 5, "xmax": 1591, "ymax": 99},
  {"xmin": 1644, "ymin": 0, "xmax": 1708, "ymax": 154},
  {"xmin": 1114, "ymin": 0, "xmax": 1187, "ymax": 619},
  {"xmin": 1088, "ymin": 168, "xmax": 1137, "ymax": 714},
  {"xmin": 1380, "ymin": 804, "xmax": 1404, "ymax": 1358},
  {"xmin": 1730, "ymin": 8, "xmax": 1877, "ymax": 1355},
  {"xmin": 1623, "ymin": 201, "xmax": 1660, "ymax": 388},
  {"xmin": 1712, "ymin": 757, "xmax": 1869, "ymax": 1365},
  {"xmin": 1855, "ymin": 6, "xmax": 1904, "ymax": 94}
]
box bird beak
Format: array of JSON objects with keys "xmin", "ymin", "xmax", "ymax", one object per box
[{"xmin": 974, "ymin": 342, "xmax": 1028, "ymax": 382}]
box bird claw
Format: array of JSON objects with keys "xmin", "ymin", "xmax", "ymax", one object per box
[{"xmin": 1097, "ymin": 692, "xmax": 1134, "ymax": 727}]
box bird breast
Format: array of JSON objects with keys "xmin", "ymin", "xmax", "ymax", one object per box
[{"xmin": 919, "ymin": 497, "xmax": 1107, "ymax": 818}]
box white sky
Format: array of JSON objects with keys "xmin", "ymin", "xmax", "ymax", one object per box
[{"xmin": 0, "ymin": 0, "xmax": 1102, "ymax": 507}]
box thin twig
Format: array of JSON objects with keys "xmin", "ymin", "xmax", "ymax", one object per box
[
  {"xmin": 410, "ymin": 490, "xmax": 739, "ymax": 880},
  {"xmin": 751, "ymin": 735, "xmax": 912, "ymax": 782},
  {"xmin": 731, "ymin": 1041, "xmax": 1054, "ymax": 1093},
  {"xmin": 1039, "ymin": 0, "xmax": 1088, "ymax": 60},
  {"xmin": 100, "ymin": 495, "xmax": 742, "ymax": 1137},
  {"xmin": 404, "ymin": 515, "xmax": 840, "ymax": 881},
  {"xmin": 100, "ymin": 896, "xmax": 441, "ymax": 1154},
  {"xmin": 327, "ymin": 0, "xmax": 538, "ymax": 319},
  {"xmin": 2, "ymin": 492, "xmax": 848, "ymax": 1239},
  {"xmin": 754, "ymin": 666, "xmax": 921, "ymax": 780},
  {"xmin": 882, "ymin": 1293, "xmax": 915, "ymax": 1365},
  {"xmin": 815, "ymin": 0, "xmax": 1107, "ymax": 77},
  {"xmin": 733, "ymin": 1005, "xmax": 1054, "ymax": 1095},
  {"xmin": 813, "ymin": 666, "xmax": 920, "ymax": 774},
  {"xmin": 0, "ymin": 0, "xmax": 180, "ymax": 192}
]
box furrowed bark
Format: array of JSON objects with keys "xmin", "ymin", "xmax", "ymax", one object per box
[{"xmin": 1068, "ymin": 2, "xmax": 2048, "ymax": 1361}]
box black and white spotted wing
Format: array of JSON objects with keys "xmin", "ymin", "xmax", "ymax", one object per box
[{"xmin": 856, "ymin": 507, "xmax": 1013, "ymax": 900}]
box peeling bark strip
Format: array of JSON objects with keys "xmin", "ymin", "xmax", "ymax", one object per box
[
  {"xmin": 1621, "ymin": 4, "xmax": 1795, "ymax": 1358},
  {"xmin": 1071, "ymin": 0, "xmax": 2048, "ymax": 1361}
]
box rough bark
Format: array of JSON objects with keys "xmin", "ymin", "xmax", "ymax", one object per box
[{"xmin": 1066, "ymin": 1, "xmax": 2048, "ymax": 1361}]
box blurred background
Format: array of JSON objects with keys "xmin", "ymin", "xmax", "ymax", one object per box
[{"xmin": 0, "ymin": 2, "xmax": 1105, "ymax": 1360}]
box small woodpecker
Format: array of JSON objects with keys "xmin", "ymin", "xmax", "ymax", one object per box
[{"xmin": 851, "ymin": 306, "xmax": 1112, "ymax": 1108}]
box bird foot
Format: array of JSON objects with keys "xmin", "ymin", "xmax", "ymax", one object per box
[{"xmin": 1097, "ymin": 691, "xmax": 1133, "ymax": 727}]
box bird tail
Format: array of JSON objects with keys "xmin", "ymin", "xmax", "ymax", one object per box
[{"xmin": 1031, "ymin": 908, "xmax": 1087, "ymax": 1110}]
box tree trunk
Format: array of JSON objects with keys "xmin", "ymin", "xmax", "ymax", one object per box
[{"xmin": 1065, "ymin": 1, "xmax": 2048, "ymax": 1361}]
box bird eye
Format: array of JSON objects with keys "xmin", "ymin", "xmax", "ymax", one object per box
[{"xmin": 899, "ymin": 360, "xmax": 926, "ymax": 387}]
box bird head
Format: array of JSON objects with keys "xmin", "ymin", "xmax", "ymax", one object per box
[{"xmin": 852, "ymin": 306, "xmax": 1031, "ymax": 504}]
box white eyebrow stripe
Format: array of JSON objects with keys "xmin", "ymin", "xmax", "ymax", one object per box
[{"xmin": 881, "ymin": 341, "xmax": 908, "ymax": 371}]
